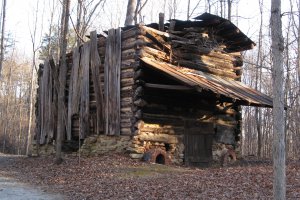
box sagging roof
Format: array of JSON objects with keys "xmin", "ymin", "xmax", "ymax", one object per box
[
  {"xmin": 195, "ymin": 13, "xmax": 256, "ymax": 52},
  {"xmin": 141, "ymin": 57, "xmax": 273, "ymax": 108},
  {"xmin": 167, "ymin": 13, "xmax": 255, "ymax": 52}
]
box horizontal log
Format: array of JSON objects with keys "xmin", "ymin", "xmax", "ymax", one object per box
[
  {"xmin": 176, "ymin": 60, "xmax": 239, "ymax": 79},
  {"xmin": 134, "ymin": 98, "xmax": 148, "ymax": 107},
  {"xmin": 144, "ymin": 83, "xmax": 192, "ymax": 91},
  {"xmin": 121, "ymin": 122, "xmax": 132, "ymax": 128},
  {"xmin": 121, "ymin": 26, "xmax": 145, "ymax": 40},
  {"xmin": 134, "ymin": 69, "xmax": 143, "ymax": 80},
  {"xmin": 138, "ymin": 132, "xmax": 181, "ymax": 144},
  {"xmin": 121, "ymin": 60, "xmax": 140, "ymax": 70},
  {"xmin": 172, "ymin": 51, "xmax": 238, "ymax": 70},
  {"xmin": 122, "ymin": 38, "xmax": 146, "ymax": 51},
  {"xmin": 121, "ymin": 78, "xmax": 134, "ymax": 87},
  {"xmin": 139, "ymin": 126, "xmax": 184, "ymax": 135},
  {"xmin": 134, "ymin": 120, "xmax": 144, "ymax": 129},
  {"xmin": 121, "ymin": 90, "xmax": 133, "ymax": 98},
  {"xmin": 134, "ymin": 109, "xmax": 142, "ymax": 119},
  {"xmin": 121, "ymin": 97, "xmax": 133, "ymax": 104},
  {"xmin": 121, "ymin": 118, "xmax": 131, "ymax": 123},
  {"xmin": 121, "ymin": 128, "xmax": 132, "ymax": 135},
  {"xmin": 172, "ymin": 44, "xmax": 240, "ymax": 61},
  {"xmin": 121, "ymin": 112, "xmax": 133, "ymax": 118},
  {"xmin": 140, "ymin": 25, "xmax": 187, "ymax": 41},
  {"xmin": 138, "ymin": 47, "xmax": 170, "ymax": 62},
  {"xmin": 121, "ymin": 69, "xmax": 134, "ymax": 79},
  {"xmin": 133, "ymin": 86, "xmax": 144, "ymax": 100},
  {"xmin": 121, "ymin": 86, "xmax": 133, "ymax": 92},
  {"xmin": 139, "ymin": 27, "xmax": 171, "ymax": 52},
  {"xmin": 121, "ymin": 107, "xmax": 132, "ymax": 113}
]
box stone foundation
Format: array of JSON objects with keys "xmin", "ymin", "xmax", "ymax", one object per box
[
  {"xmin": 126, "ymin": 134, "xmax": 184, "ymax": 164},
  {"xmin": 80, "ymin": 135, "xmax": 131, "ymax": 156},
  {"xmin": 32, "ymin": 134, "xmax": 238, "ymax": 167},
  {"xmin": 32, "ymin": 144, "xmax": 56, "ymax": 156}
]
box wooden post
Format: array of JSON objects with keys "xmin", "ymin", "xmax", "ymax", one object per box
[{"xmin": 159, "ymin": 13, "xmax": 164, "ymax": 32}]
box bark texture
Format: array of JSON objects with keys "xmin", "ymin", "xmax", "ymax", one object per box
[
  {"xmin": 270, "ymin": 0, "xmax": 286, "ymax": 199},
  {"xmin": 56, "ymin": 0, "xmax": 70, "ymax": 164},
  {"xmin": 124, "ymin": 0, "xmax": 137, "ymax": 26}
]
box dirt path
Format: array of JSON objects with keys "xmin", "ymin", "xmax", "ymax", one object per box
[{"xmin": 0, "ymin": 153, "xmax": 64, "ymax": 200}]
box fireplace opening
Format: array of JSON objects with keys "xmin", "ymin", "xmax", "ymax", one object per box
[
  {"xmin": 143, "ymin": 148, "xmax": 170, "ymax": 165},
  {"xmin": 155, "ymin": 153, "xmax": 165, "ymax": 164}
]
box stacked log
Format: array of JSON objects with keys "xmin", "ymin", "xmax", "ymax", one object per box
[
  {"xmin": 124, "ymin": 24, "xmax": 244, "ymax": 161},
  {"xmin": 37, "ymin": 20, "xmax": 244, "ymax": 159},
  {"xmin": 135, "ymin": 25, "xmax": 243, "ymax": 80}
]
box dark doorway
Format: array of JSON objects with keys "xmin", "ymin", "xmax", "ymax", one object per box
[
  {"xmin": 184, "ymin": 120, "xmax": 214, "ymax": 167},
  {"xmin": 155, "ymin": 154, "xmax": 165, "ymax": 164}
]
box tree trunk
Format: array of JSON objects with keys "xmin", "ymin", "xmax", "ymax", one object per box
[
  {"xmin": 270, "ymin": 0, "xmax": 286, "ymax": 199},
  {"xmin": 76, "ymin": 0, "xmax": 83, "ymax": 46},
  {"xmin": 187, "ymin": 0, "xmax": 191, "ymax": 20},
  {"xmin": 2, "ymin": 64, "xmax": 12, "ymax": 153},
  {"xmin": 26, "ymin": 52, "xmax": 35, "ymax": 156},
  {"xmin": 297, "ymin": 0, "xmax": 300, "ymax": 93},
  {"xmin": 227, "ymin": 0, "xmax": 232, "ymax": 21},
  {"xmin": 0, "ymin": 0, "xmax": 7, "ymax": 76},
  {"xmin": 125, "ymin": 0, "xmax": 137, "ymax": 26},
  {"xmin": 207, "ymin": 0, "xmax": 211, "ymax": 13},
  {"xmin": 56, "ymin": 0, "xmax": 70, "ymax": 164},
  {"xmin": 256, "ymin": 0, "xmax": 264, "ymax": 158}
]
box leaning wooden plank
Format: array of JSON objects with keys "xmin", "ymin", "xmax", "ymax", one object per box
[
  {"xmin": 47, "ymin": 59, "xmax": 55, "ymax": 143},
  {"xmin": 66, "ymin": 47, "xmax": 80, "ymax": 140},
  {"xmin": 40, "ymin": 61, "xmax": 50, "ymax": 144},
  {"xmin": 104, "ymin": 28, "xmax": 121, "ymax": 135},
  {"xmin": 49, "ymin": 58, "xmax": 58, "ymax": 142},
  {"xmin": 36, "ymin": 65, "xmax": 42, "ymax": 144},
  {"xmin": 80, "ymin": 42, "xmax": 91, "ymax": 139},
  {"xmin": 90, "ymin": 31, "xmax": 104, "ymax": 134},
  {"xmin": 115, "ymin": 28, "xmax": 121, "ymax": 136}
]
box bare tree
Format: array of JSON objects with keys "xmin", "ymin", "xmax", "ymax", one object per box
[
  {"xmin": 297, "ymin": 0, "xmax": 300, "ymax": 92},
  {"xmin": 56, "ymin": 0, "xmax": 70, "ymax": 164},
  {"xmin": 134, "ymin": 0, "xmax": 148, "ymax": 24},
  {"xmin": 255, "ymin": 0, "xmax": 264, "ymax": 158},
  {"xmin": 270, "ymin": 0, "xmax": 286, "ymax": 199},
  {"xmin": 207, "ymin": 0, "xmax": 211, "ymax": 13},
  {"xmin": 187, "ymin": 0, "xmax": 202, "ymax": 20},
  {"xmin": 227, "ymin": 0, "xmax": 232, "ymax": 20},
  {"xmin": 0, "ymin": 0, "xmax": 7, "ymax": 76},
  {"xmin": 125, "ymin": 0, "xmax": 137, "ymax": 26},
  {"xmin": 74, "ymin": 0, "xmax": 105, "ymax": 46}
]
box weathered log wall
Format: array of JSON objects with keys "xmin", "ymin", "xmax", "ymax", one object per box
[
  {"xmin": 123, "ymin": 25, "xmax": 242, "ymax": 164},
  {"xmin": 36, "ymin": 21, "xmax": 244, "ymax": 165}
]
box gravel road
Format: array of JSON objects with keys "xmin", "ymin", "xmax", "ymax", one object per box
[{"xmin": 0, "ymin": 153, "xmax": 64, "ymax": 200}]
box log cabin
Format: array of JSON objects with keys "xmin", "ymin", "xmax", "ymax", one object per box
[{"xmin": 35, "ymin": 13, "xmax": 273, "ymax": 167}]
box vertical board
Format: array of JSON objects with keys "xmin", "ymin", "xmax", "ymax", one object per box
[
  {"xmin": 184, "ymin": 120, "xmax": 214, "ymax": 167},
  {"xmin": 80, "ymin": 42, "xmax": 90, "ymax": 139},
  {"xmin": 49, "ymin": 58, "xmax": 58, "ymax": 143},
  {"xmin": 90, "ymin": 31, "xmax": 104, "ymax": 134},
  {"xmin": 40, "ymin": 60, "xmax": 52, "ymax": 144},
  {"xmin": 67, "ymin": 47, "xmax": 81, "ymax": 140},
  {"xmin": 104, "ymin": 28, "xmax": 121, "ymax": 135},
  {"xmin": 47, "ymin": 59, "xmax": 54, "ymax": 143},
  {"xmin": 38, "ymin": 59, "xmax": 58, "ymax": 144}
]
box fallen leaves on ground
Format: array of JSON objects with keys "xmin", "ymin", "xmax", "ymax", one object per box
[{"xmin": 0, "ymin": 153, "xmax": 299, "ymax": 200}]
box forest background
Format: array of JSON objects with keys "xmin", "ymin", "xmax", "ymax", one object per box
[{"xmin": 0, "ymin": 0, "xmax": 298, "ymax": 161}]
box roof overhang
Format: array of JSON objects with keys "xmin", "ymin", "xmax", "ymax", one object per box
[{"xmin": 141, "ymin": 57, "xmax": 273, "ymax": 108}]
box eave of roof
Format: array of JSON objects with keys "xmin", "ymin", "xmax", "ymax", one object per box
[
  {"xmin": 140, "ymin": 57, "xmax": 273, "ymax": 108},
  {"xmin": 194, "ymin": 13, "xmax": 256, "ymax": 52}
]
